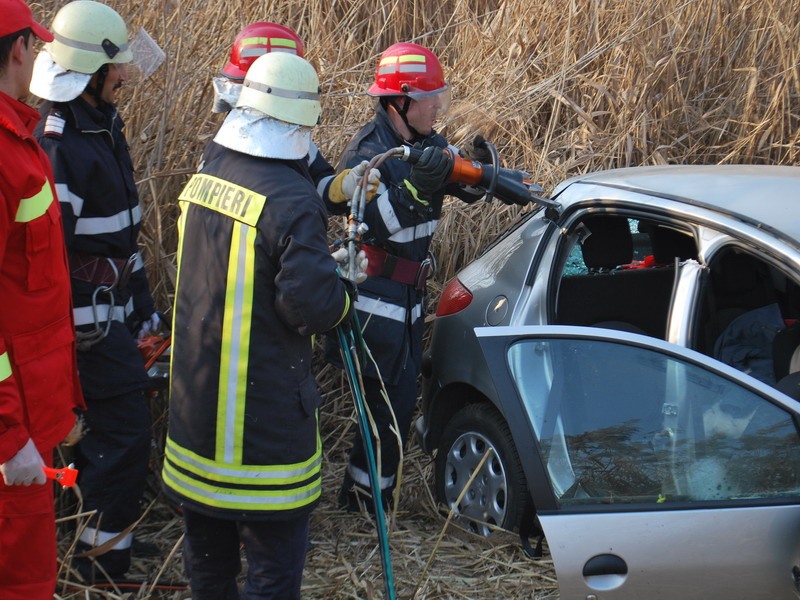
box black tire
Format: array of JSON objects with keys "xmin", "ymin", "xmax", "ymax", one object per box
[{"xmin": 434, "ymin": 403, "xmax": 528, "ymax": 536}]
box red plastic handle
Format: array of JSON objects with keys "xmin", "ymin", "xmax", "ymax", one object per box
[{"xmin": 43, "ymin": 465, "xmax": 78, "ymax": 487}]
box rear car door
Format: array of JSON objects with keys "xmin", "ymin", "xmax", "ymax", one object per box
[{"xmin": 476, "ymin": 325, "xmax": 800, "ymax": 600}]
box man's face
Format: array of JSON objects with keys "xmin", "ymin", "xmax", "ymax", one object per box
[
  {"xmin": 404, "ymin": 92, "xmax": 447, "ymax": 136},
  {"xmin": 97, "ymin": 63, "xmax": 127, "ymax": 105}
]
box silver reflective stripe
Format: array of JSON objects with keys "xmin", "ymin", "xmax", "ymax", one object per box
[
  {"xmin": 388, "ymin": 219, "xmax": 439, "ymax": 244},
  {"xmin": 398, "ymin": 64, "xmax": 427, "ymax": 73},
  {"xmin": 79, "ymin": 526, "xmax": 133, "ymax": 550},
  {"xmin": 317, "ymin": 174, "xmax": 334, "ymax": 197},
  {"xmin": 163, "ymin": 466, "xmax": 322, "ymax": 506},
  {"xmin": 243, "ymin": 79, "xmax": 319, "ymax": 101},
  {"xmin": 355, "ymin": 296, "xmax": 423, "ymax": 323},
  {"xmin": 74, "ymin": 204, "xmax": 141, "ymax": 235},
  {"xmin": 55, "ymin": 183, "xmax": 84, "ymax": 217},
  {"xmin": 73, "ymin": 297, "xmax": 133, "ymax": 326},
  {"xmin": 348, "ymin": 463, "xmax": 395, "ymax": 490},
  {"xmin": 377, "ymin": 64, "xmax": 427, "ymax": 75},
  {"xmin": 376, "ymin": 192, "xmax": 401, "ymax": 234},
  {"xmin": 168, "ymin": 438, "xmax": 322, "ymax": 481},
  {"xmin": 132, "ymin": 252, "xmax": 144, "ymax": 272},
  {"xmin": 53, "ymin": 32, "xmax": 129, "ymax": 55},
  {"xmin": 307, "ymin": 141, "xmax": 319, "ymax": 164},
  {"xmin": 74, "ymin": 304, "xmax": 125, "ymax": 325},
  {"xmin": 240, "ymin": 47, "xmax": 267, "ymax": 58}
]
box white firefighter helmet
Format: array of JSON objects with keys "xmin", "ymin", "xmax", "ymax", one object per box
[
  {"xmin": 236, "ymin": 52, "xmax": 320, "ymax": 127},
  {"xmin": 46, "ymin": 0, "xmax": 132, "ymax": 74}
]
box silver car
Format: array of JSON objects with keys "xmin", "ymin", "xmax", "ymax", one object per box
[{"xmin": 416, "ymin": 165, "xmax": 800, "ymax": 599}]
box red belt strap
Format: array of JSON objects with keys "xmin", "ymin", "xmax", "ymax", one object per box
[
  {"xmin": 362, "ymin": 245, "xmax": 430, "ymax": 289},
  {"xmin": 70, "ymin": 253, "xmax": 133, "ymax": 288}
]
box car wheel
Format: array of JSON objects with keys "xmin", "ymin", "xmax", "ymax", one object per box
[{"xmin": 435, "ymin": 403, "xmax": 527, "ymax": 536}]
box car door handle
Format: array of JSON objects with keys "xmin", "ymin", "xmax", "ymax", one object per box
[{"xmin": 583, "ymin": 554, "xmax": 628, "ymax": 577}]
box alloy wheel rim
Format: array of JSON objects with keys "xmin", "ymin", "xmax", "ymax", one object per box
[{"xmin": 443, "ymin": 430, "xmax": 507, "ymax": 536}]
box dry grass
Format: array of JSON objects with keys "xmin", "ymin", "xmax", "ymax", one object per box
[{"xmin": 31, "ymin": 0, "xmax": 800, "ymax": 597}]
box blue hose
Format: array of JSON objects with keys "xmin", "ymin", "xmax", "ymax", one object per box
[{"xmin": 335, "ymin": 316, "xmax": 397, "ymax": 599}]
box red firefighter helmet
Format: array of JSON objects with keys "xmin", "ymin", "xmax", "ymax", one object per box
[
  {"xmin": 221, "ymin": 22, "xmax": 304, "ymax": 81},
  {"xmin": 367, "ymin": 42, "xmax": 448, "ymax": 98}
]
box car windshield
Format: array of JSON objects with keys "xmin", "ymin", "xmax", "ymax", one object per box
[{"xmin": 506, "ymin": 337, "xmax": 800, "ymax": 507}]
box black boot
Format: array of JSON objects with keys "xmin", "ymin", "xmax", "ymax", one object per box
[{"xmin": 338, "ymin": 471, "xmax": 393, "ymax": 515}]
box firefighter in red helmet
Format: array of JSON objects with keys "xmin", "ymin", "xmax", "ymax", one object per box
[
  {"xmin": 222, "ymin": 22, "xmax": 305, "ymax": 80},
  {"xmin": 207, "ymin": 21, "xmax": 379, "ymax": 208},
  {"xmin": 325, "ymin": 41, "xmax": 491, "ymax": 512}
]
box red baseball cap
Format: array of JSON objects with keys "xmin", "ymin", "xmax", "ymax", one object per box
[{"xmin": 0, "ymin": 0, "xmax": 54, "ymax": 42}]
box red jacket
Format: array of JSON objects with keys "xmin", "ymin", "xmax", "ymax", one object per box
[{"xmin": 0, "ymin": 90, "xmax": 84, "ymax": 464}]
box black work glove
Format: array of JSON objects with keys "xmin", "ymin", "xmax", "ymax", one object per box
[
  {"xmin": 459, "ymin": 134, "xmax": 492, "ymax": 164},
  {"xmin": 407, "ymin": 146, "xmax": 451, "ymax": 201}
]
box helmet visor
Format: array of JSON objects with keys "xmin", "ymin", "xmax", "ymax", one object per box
[
  {"xmin": 407, "ymin": 85, "xmax": 451, "ymax": 118},
  {"xmin": 212, "ymin": 77, "xmax": 242, "ymax": 113},
  {"xmin": 125, "ymin": 28, "xmax": 165, "ymax": 84}
]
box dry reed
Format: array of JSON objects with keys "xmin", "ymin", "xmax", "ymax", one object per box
[{"xmin": 29, "ymin": 0, "xmax": 800, "ymax": 597}]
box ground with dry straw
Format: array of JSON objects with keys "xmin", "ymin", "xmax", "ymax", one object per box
[{"xmin": 34, "ymin": 0, "xmax": 800, "ymax": 597}]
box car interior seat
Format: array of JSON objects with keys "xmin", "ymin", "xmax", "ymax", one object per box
[
  {"xmin": 698, "ymin": 250, "xmax": 777, "ymax": 354},
  {"xmin": 710, "ymin": 251, "xmax": 775, "ymax": 330},
  {"xmin": 556, "ymin": 216, "xmax": 675, "ymax": 337},
  {"xmin": 772, "ymin": 323, "xmax": 800, "ymax": 399},
  {"xmin": 702, "ymin": 251, "xmax": 783, "ymax": 383},
  {"xmin": 647, "ymin": 225, "xmax": 697, "ymax": 266},
  {"xmin": 581, "ymin": 216, "xmax": 634, "ymax": 272}
]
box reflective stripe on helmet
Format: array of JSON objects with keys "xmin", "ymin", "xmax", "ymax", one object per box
[
  {"xmin": 243, "ymin": 78, "xmax": 320, "ymax": 101},
  {"xmin": 241, "ymin": 36, "xmax": 298, "ymax": 50},
  {"xmin": 52, "ymin": 32, "xmax": 129, "ymax": 59}
]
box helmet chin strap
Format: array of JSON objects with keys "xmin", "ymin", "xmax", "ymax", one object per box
[
  {"xmin": 84, "ymin": 64, "xmax": 109, "ymax": 106},
  {"xmin": 383, "ymin": 96, "xmax": 423, "ymax": 141}
]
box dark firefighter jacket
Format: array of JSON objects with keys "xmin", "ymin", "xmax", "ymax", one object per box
[
  {"xmin": 35, "ymin": 98, "xmax": 153, "ymax": 399},
  {"xmin": 163, "ymin": 144, "xmax": 351, "ymax": 520},
  {"xmin": 325, "ymin": 105, "xmax": 483, "ymax": 384}
]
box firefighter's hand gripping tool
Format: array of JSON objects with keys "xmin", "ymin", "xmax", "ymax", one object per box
[
  {"xmin": 43, "ymin": 463, "xmax": 78, "ymax": 488},
  {"xmin": 402, "ymin": 141, "xmax": 560, "ymax": 218}
]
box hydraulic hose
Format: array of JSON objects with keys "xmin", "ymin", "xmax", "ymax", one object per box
[{"xmin": 335, "ymin": 314, "xmax": 397, "ymax": 600}]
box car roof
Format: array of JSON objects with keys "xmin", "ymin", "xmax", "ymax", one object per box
[{"xmin": 553, "ymin": 164, "xmax": 800, "ymax": 242}]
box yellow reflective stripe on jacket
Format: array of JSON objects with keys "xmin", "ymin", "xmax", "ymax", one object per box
[
  {"xmin": 217, "ymin": 221, "xmax": 256, "ymax": 464},
  {"xmin": 166, "ymin": 434, "xmax": 322, "ymax": 485},
  {"xmin": 178, "ymin": 174, "xmax": 266, "ymax": 226},
  {"xmin": 15, "ymin": 180, "xmax": 53, "ymax": 222},
  {"xmin": 0, "ymin": 352, "xmax": 11, "ymax": 381},
  {"xmin": 162, "ymin": 460, "xmax": 322, "ymax": 511}
]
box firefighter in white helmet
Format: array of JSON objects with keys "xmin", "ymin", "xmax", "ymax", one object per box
[
  {"xmin": 163, "ymin": 52, "xmax": 362, "ymax": 598},
  {"xmin": 28, "ymin": 0, "xmax": 163, "ymax": 582},
  {"xmin": 205, "ymin": 21, "xmax": 380, "ymax": 213}
]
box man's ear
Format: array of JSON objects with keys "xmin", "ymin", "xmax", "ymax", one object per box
[{"xmin": 10, "ymin": 35, "xmax": 28, "ymax": 67}]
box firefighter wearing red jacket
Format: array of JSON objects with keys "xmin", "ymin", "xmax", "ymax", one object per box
[{"xmin": 0, "ymin": 1, "xmax": 84, "ymax": 598}]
